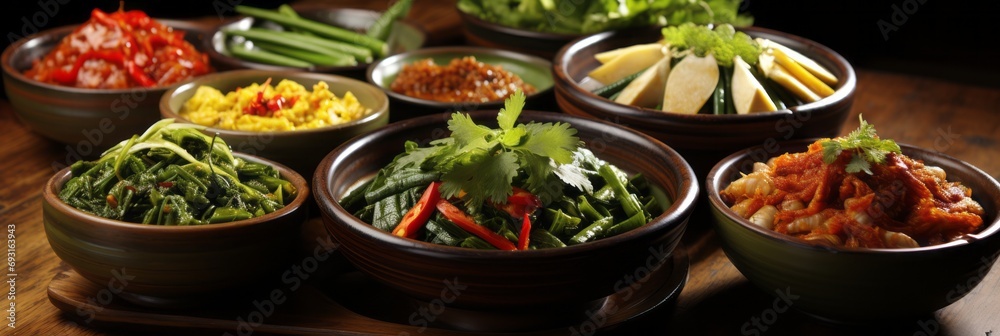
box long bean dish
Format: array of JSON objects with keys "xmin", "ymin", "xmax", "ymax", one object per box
[
  {"xmin": 721, "ymin": 117, "xmax": 984, "ymax": 248},
  {"xmin": 59, "ymin": 119, "xmax": 297, "ymax": 225},
  {"xmin": 340, "ymin": 91, "xmax": 664, "ymax": 250},
  {"xmin": 25, "ymin": 7, "xmax": 212, "ymax": 89}
]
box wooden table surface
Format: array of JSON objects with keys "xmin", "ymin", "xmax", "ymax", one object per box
[{"xmin": 2, "ymin": 1, "xmax": 998, "ymax": 335}]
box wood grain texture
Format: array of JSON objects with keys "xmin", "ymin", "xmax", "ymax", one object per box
[{"xmin": 2, "ymin": 1, "xmax": 999, "ymax": 335}]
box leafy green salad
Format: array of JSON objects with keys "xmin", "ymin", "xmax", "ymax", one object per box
[
  {"xmin": 59, "ymin": 119, "xmax": 297, "ymax": 225},
  {"xmin": 458, "ymin": 0, "xmax": 752, "ymax": 34},
  {"xmin": 341, "ymin": 91, "xmax": 666, "ymax": 250}
]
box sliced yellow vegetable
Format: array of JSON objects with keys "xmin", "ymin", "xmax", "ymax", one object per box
[
  {"xmin": 772, "ymin": 48, "xmax": 834, "ymax": 98},
  {"xmin": 757, "ymin": 38, "xmax": 838, "ymax": 86},
  {"xmin": 731, "ymin": 56, "xmax": 777, "ymax": 114},
  {"xmin": 759, "ymin": 53, "xmax": 820, "ymax": 103},
  {"xmin": 588, "ymin": 44, "xmax": 665, "ymax": 85},
  {"xmin": 614, "ymin": 50, "xmax": 672, "ymax": 108},
  {"xmin": 594, "ymin": 42, "xmax": 663, "ymax": 64},
  {"xmin": 661, "ymin": 54, "xmax": 719, "ymax": 114}
]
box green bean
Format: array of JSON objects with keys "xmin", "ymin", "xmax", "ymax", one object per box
[
  {"xmin": 461, "ymin": 236, "xmax": 497, "ymax": 250},
  {"xmin": 245, "ymin": 29, "xmax": 373, "ymax": 63},
  {"xmin": 227, "ymin": 43, "xmax": 311, "ymax": 68},
  {"xmin": 529, "ymin": 229, "xmax": 567, "ymax": 249},
  {"xmin": 340, "ymin": 178, "xmax": 375, "ymax": 212},
  {"xmin": 367, "ymin": 0, "xmax": 413, "ymax": 41},
  {"xmin": 226, "ymin": 29, "xmax": 356, "ymax": 66},
  {"xmin": 722, "ymin": 66, "xmax": 736, "ymax": 114},
  {"xmin": 577, "ymin": 195, "xmax": 604, "ymax": 222},
  {"xmin": 592, "ymin": 68, "xmax": 646, "ymax": 98},
  {"xmin": 364, "ymin": 170, "xmax": 439, "ymax": 203},
  {"xmin": 568, "ymin": 217, "xmax": 614, "ymax": 245},
  {"xmin": 277, "ymin": 4, "xmax": 315, "ymax": 36},
  {"xmin": 235, "ymin": 5, "xmax": 388, "ymax": 57},
  {"xmin": 598, "ymin": 164, "xmax": 644, "ymax": 220},
  {"xmin": 713, "ymin": 65, "xmax": 727, "ymax": 115},
  {"xmin": 606, "ymin": 212, "xmax": 647, "ymax": 237},
  {"xmin": 545, "ymin": 208, "xmax": 582, "ymax": 236}
]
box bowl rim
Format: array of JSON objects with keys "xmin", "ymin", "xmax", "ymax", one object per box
[
  {"xmin": 43, "ymin": 151, "xmax": 310, "ymax": 234},
  {"xmin": 159, "ymin": 69, "xmax": 390, "ymax": 136},
  {"xmin": 552, "ymin": 25, "xmax": 857, "ymax": 122},
  {"xmin": 1, "ymin": 19, "xmax": 211, "ymax": 94},
  {"xmin": 706, "ymin": 138, "xmax": 1000, "ymax": 254},
  {"xmin": 455, "ymin": 6, "xmax": 583, "ymax": 39},
  {"xmin": 365, "ymin": 45, "xmax": 555, "ymax": 109},
  {"xmin": 314, "ymin": 109, "xmax": 700, "ymax": 258},
  {"xmin": 202, "ymin": 6, "xmax": 427, "ymax": 73}
]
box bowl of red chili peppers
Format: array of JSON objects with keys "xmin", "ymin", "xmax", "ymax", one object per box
[{"xmin": 1, "ymin": 7, "xmax": 214, "ymax": 152}]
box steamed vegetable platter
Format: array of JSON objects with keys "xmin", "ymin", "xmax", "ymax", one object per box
[
  {"xmin": 222, "ymin": 1, "xmax": 412, "ymax": 68},
  {"xmin": 589, "ymin": 23, "xmax": 840, "ymax": 115},
  {"xmin": 58, "ymin": 119, "xmax": 297, "ymax": 225},
  {"xmin": 340, "ymin": 92, "xmax": 667, "ymax": 250}
]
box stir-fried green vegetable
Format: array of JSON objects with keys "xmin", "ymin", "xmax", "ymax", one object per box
[
  {"xmin": 58, "ymin": 119, "xmax": 296, "ymax": 225},
  {"xmin": 341, "ymin": 92, "xmax": 667, "ymax": 249},
  {"xmin": 457, "ymin": 0, "xmax": 752, "ymax": 34}
]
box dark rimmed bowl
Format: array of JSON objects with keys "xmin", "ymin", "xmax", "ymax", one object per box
[
  {"xmin": 206, "ymin": 5, "xmax": 425, "ymax": 80},
  {"xmin": 457, "ymin": 10, "xmax": 581, "ymax": 59},
  {"xmin": 2, "ymin": 20, "xmax": 212, "ymax": 153},
  {"xmin": 314, "ymin": 110, "xmax": 698, "ymax": 312},
  {"xmin": 43, "ymin": 152, "xmax": 310, "ymax": 306},
  {"xmin": 553, "ymin": 26, "xmax": 857, "ymax": 179},
  {"xmin": 707, "ymin": 139, "xmax": 1000, "ymax": 323},
  {"xmin": 160, "ymin": 69, "xmax": 389, "ymax": 180},
  {"xmin": 366, "ymin": 46, "xmax": 555, "ymax": 122}
]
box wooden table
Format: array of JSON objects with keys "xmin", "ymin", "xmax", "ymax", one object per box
[{"xmin": 2, "ymin": 1, "xmax": 998, "ymax": 335}]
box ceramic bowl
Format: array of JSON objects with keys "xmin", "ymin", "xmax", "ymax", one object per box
[
  {"xmin": 160, "ymin": 69, "xmax": 389, "ymax": 179},
  {"xmin": 205, "ymin": 5, "xmax": 425, "ymax": 80},
  {"xmin": 1, "ymin": 20, "xmax": 212, "ymax": 153},
  {"xmin": 314, "ymin": 110, "xmax": 699, "ymax": 312},
  {"xmin": 553, "ymin": 26, "xmax": 856, "ymax": 178},
  {"xmin": 43, "ymin": 152, "xmax": 310, "ymax": 306},
  {"xmin": 706, "ymin": 139, "xmax": 1000, "ymax": 322},
  {"xmin": 457, "ymin": 10, "xmax": 580, "ymax": 59},
  {"xmin": 366, "ymin": 46, "xmax": 555, "ymax": 121}
]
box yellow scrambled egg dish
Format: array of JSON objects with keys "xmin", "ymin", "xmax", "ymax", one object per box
[{"xmin": 180, "ymin": 79, "xmax": 371, "ymax": 131}]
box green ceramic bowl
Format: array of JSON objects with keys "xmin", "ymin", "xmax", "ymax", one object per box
[
  {"xmin": 706, "ymin": 139, "xmax": 1000, "ymax": 323},
  {"xmin": 43, "ymin": 152, "xmax": 310, "ymax": 307},
  {"xmin": 160, "ymin": 69, "xmax": 389, "ymax": 180},
  {"xmin": 366, "ymin": 46, "xmax": 554, "ymax": 121}
]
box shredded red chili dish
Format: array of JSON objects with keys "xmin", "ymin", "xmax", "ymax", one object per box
[{"xmin": 24, "ymin": 8, "xmax": 212, "ymax": 89}]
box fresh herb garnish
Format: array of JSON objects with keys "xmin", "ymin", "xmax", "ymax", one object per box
[
  {"xmin": 821, "ymin": 115, "xmax": 901, "ymax": 174},
  {"xmin": 394, "ymin": 90, "xmax": 585, "ymax": 207},
  {"xmin": 660, "ymin": 23, "xmax": 761, "ymax": 67}
]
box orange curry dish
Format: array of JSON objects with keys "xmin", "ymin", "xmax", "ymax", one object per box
[
  {"xmin": 721, "ymin": 140, "xmax": 984, "ymax": 248},
  {"xmin": 390, "ymin": 56, "xmax": 536, "ymax": 103},
  {"xmin": 24, "ymin": 8, "xmax": 212, "ymax": 89}
]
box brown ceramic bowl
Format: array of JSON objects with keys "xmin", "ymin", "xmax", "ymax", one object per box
[
  {"xmin": 1, "ymin": 20, "xmax": 212, "ymax": 153},
  {"xmin": 553, "ymin": 26, "xmax": 856, "ymax": 178},
  {"xmin": 43, "ymin": 152, "xmax": 310, "ymax": 306},
  {"xmin": 314, "ymin": 110, "xmax": 699, "ymax": 312},
  {"xmin": 205, "ymin": 5, "xmax": 426, "ymax": 80},
  {"xmin": 457, "ymin": 9, "xmax": 580, "ymax": 60},
  {"xmin": 707, "ymin": 139, "xmax": 1000, "ymax": 322},
  {"xmin": 160, "ymin": 69, "xmax": 389, "ymax": 179}
]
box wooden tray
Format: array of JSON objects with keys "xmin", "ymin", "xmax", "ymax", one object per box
[{"xmin": 48, "ymin": 247, "xmax": 688, "ymax": 335}]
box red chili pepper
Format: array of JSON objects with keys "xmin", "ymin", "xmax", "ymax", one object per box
[
  {"xmin": 436, "ymin": 200, "xmax": 517, "ymax": 251},
  {"xmin": 392, "ymin": 182, "xmax": 441, "ymax": 239},
  {"xmin": 518, "ymin": 213, "xmax": 531, "ymax": 250},
  {"xmin": 90, "ymin": 9, "xmax": 119, "ymax": 28},
  {"xmin": 158, "ymin": 181, "xmax": 174, "ymax": 188},
  {"xmin": 125, "ymin": 60, "xmax": 156, "ymax": 87},
  {"xmin": 494, "ymin": 186, "xmax": 541, "ymax": 219}
]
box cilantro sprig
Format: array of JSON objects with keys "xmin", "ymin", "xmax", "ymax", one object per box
[
  {"xmin": 395, "ymin": 90, "xmax": 583, "ymax": 207},
  {"xmin": 820, "ymin": 115, "xmax": 901, "ymax": 174}
]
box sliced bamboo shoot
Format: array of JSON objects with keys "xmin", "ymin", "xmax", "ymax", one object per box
[
  {"xmin": 731, "ymin": 56, "xmax": 777, "ymax": 114},
  {"xmin": 757, "ymin": 38, "xmax": 838, "ymax": 85},
  {"xmin": 587, "ymin": 44, "xmax": 665, "ymax": 85},
  {"xmin": 594, "ymin": 42, "xmax": 663, "ymax": 64},
  {"xmin": 760, "ymin": 55, "xmax": 821, "ymax": 103},
  {"xmin": 614, "ymin": 50, "xmax": 672, "ymax": 108},
  {"xmin": 772, "ymin": 48, "xmax": 834, "ymax": 98},
  {"xmin": 661, "ymin": 54, "xmax": 719, "ymax": 114}
]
